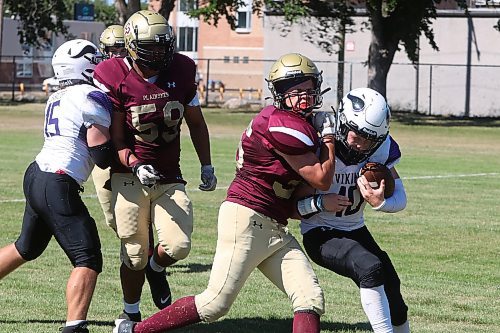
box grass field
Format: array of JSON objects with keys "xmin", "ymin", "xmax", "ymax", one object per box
[{"xmin": 0, "ymin": 103, "xmax": 499, "ymax": 333}]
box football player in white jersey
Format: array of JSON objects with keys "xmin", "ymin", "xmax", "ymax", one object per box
[
  {"xmin": 0, "ymin": 39, "xmax": 113, "ymax": 333},
  {"xmin": 297, "ymin": 88, "xmax": 410, "ymax": 333}
]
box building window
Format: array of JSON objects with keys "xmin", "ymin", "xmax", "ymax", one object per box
[
  {"xmin": 242, "ymin": 56, "xmax": 249, "ymax": 64},
  {"xmin": 236, "ymin": 0, "xmax": 252, "ymax": 33},
  {"xmin": 177, "ymin": 27, "xmax": 198, "ymax": 52},
  {"xmin": 178, "ymin": 0, "xmax": 197, "ymax": 12},
  {"xmin": 233, "ymin": 56, "xmax": 239, "ymax": 63},
  {"xmin": 224, "ymin": 56, "xmax": 230, "ymax": 63}
]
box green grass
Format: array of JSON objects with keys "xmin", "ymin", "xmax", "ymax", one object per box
[{"xmin": 0, "ymin": 104, "xmax": 499, "ymax": 332}]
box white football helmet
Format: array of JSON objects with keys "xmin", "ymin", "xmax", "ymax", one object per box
[
  {"xmin": 52, "ymin": 39, "xmax": 102, "ymax": 87},
  {"xmin": 337, "ymin": 87, "xmax": 390, "ymax": 164}
]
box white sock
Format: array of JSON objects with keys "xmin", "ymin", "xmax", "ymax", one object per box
[
  {"xmin": 124, "ymin": 300, "xmax": 140, "ymax": 314},
  {"xmin": 65, "ymin": 320, "xmax": 86, "ymax": 327},
  {"xmin": 393, "ymin": 320, "xmax": 410, "ymax": 333},
  {"xmin": 149, "ymin": 256, "xmax": 165, "ymax": 273},
  {"xmin": 360, "ymin": 286, "xmax": 393, "ymax": 333}
]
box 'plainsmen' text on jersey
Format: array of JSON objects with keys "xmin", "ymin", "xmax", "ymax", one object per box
[
  {"xmin": 93, "ymin": 54, "xmax": 198, "ymax": 183},
  {"xmin": 227, "ymin": 106, "xmax": 320, "ymax": 224},
  {"xmin": 300, "ymin": 136, "xmax": 401, "ymax": 233},
  {"xmin": 36, "ymin": 84, "xmax": 112, "ymax": 185}
]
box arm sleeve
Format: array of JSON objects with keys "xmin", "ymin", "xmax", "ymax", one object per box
[
  {"xmin": 372, "ymin": 178, "xmax": 407, "ymax": 213},
  {"xmin": 82, "ymin": 90, "xmax": 112, "ymax": 129}
]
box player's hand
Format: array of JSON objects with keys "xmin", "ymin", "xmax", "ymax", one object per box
[
  {"xmin": 357, "ymin": 175, "xmax": 385, "ymax": 207},
  {"xmin": 132, "ymin": 163, "xmax": 160, "ymax": 186},
  {"xmin": 313, "ymin": 111, "xmax": 337, "ymax": 137},
  {"xmin": 199, "ymin": 165, "xmax": 217, "ymax": 191},
  {"xmin": 321, "ymin": 193, "xmax": 351, "ymax": 213}
]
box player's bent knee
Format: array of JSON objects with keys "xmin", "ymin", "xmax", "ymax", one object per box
[
  {"xmin": 161, "ymin": 241, "xmax": 191, "ymax": 261},
  {"xmin": 358, "ymin": 261, "xmax": 385, "ymax": 289},
  {"xmin": 197, "ymin": 302, "xmax": 231, "ymax": 323},
  {"xmin": 121, "ymin": 242, "xmax": 148, "ymax": 270}
]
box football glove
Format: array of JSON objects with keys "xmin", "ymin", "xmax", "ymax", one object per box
[
  {"xmin": 313, "ymin": 110, "xmax": 338, "ymax": 137},
  {"xmin": 199, "ymin": 165, "xmax": 217, "ymax": 191},
  {"xmin": 132, "ymin": 163, "xmax": 160, "ymax": 187}
]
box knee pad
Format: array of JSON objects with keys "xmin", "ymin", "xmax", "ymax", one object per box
[
  {"xmin": 120, "ymin": 241, "xmax": 148, "ymax": 270},
  {"xmin": 358, "ymin": 260, "xmax": 385, "ymax": 289},
  {"xmin": 159, "ymin": 239, "xmax": 191, "ymax": 261}
]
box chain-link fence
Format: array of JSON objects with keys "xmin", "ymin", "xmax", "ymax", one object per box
[{"xmin": 2, "ymin": 55, "xmax": 500, "ymax": 117}]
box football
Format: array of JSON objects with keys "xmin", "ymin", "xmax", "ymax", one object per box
[{"xmin": 359, "ymin": 162, "xmax": 395, "ymax": 198}]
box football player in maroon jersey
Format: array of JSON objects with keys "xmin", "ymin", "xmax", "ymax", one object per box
[
  {"xmin": 114, "ymin": 53, "xmax": 347, "ymax": 333},
  {"xmin": 93, "ymin": 23, "xmax": 172, "ymax": 313},
  {"xmin": 93, "ymin": 10, "xmax": 216, "ymax": 322}
]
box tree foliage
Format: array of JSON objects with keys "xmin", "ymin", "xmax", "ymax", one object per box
[
  {"xmin": 4, "ymin": 0, "xmax": 70, "ymax": 48},
  {"xmin": 188, "ymin": 0, "xmax": 469, "ymax": 97}
]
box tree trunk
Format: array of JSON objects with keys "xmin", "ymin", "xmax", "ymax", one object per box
[
  {"xmin": 115, "ymin": 0, "xmax": 141, "ymax": 25},
  {"xmin": 367, "ymin": 11, "xmax": 399, "ymax": 98},
  {"xmin": 159, "ymin": 0, "xmax": 176, "ymax": 21}
]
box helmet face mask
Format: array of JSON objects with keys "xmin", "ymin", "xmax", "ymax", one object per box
[
  {"xmin": 336, "ymin": 88, "xmax": 390, "ymax": 165},
  {"xmin": 52, "ymin": 39, "xmax": 102, "ymax": 87},
  {"xmin": 99, "ymin": 25, "xmax": 126, "ymax": 59},
  {"xmin": 267, "ymin": 53, "xmax": 323, "ymax": 117},
  {"xmin": 124, "ymin": 10, "xmax": 176, "ymax": 71}
]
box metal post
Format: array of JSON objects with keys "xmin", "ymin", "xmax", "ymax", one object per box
[
  {"xmin": 465, "ymin": 16, "xmax": 472, "ymax": 117},
  {"xmin": 205, "ymin": 59, "xmax": 210, "ymax": 106},
  {"xmin": 11, "ymin": 56, "xmax": 16, "ymax": 101},
  {"xmin": 428, "ymin": 65, "xmax": 433, "ymax": 116},
  {"xmin": 349, "ymin": 62, "xmax": 353, "ymax": 92},
  {"xmin": 414, "ymin": 37, "xmax": 420, "ymax": 113}
]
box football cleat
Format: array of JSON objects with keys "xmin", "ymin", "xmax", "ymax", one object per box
[
  {"xmin": 113, "ymin": 319, "xmax": 136, "ymax": 333},
  {"xmin": 118, "ymin": 311, "xmax": 142, "ymax": 322},
  {"xmin": 59, "ymin": 321, "xmax": 89, "ymax": 333},
  {"xmin": 146, "ymin": 263, "xmax": 172, "ymax": 309}
]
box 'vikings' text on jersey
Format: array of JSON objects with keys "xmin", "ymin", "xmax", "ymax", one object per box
[
  {"xmin": 227, "ymin": 105, "xmax": 321, "ymax": 224},
  {"xmin": 93, "ymin": 54, "xmax": 198, "ymax": 183}
]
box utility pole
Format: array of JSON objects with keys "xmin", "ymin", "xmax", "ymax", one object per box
[{"xmin": 0, "ymin": 0, "xmax": 4, "ymax": 58}]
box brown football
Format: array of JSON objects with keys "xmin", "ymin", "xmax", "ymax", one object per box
[{"xmin": 359, "ymin": 162, "xmax": 395, "ymax": 198}]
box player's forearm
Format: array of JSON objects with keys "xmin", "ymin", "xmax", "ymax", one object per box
[
  {"xmin": 190, "ymin": 123, "xmax": 212, "ymax": 166},
  {"xmin": 318, "ymin": 140, "xmax": 335, "ymax": 184},
  {"xmin": 117, "ymin": 147, "xmax": 140, "ymax": 169}
]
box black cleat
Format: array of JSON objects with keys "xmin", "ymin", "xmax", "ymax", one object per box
[
  {"xmin": 113, "ymin": 319, "xmax": 136, "ymax": 333},
  {"xmin": 59, "ymin": 321, "xmax": 89, "ymax": 333},
  {"xmin": 118, "ymin": 311, "xmax": 142, "ymax": 322},
  {"xmin": 145, "ymin": 263, "xmax": 171, "ymax": 309}
]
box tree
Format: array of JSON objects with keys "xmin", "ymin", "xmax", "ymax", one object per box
[
  {"xmin": 4, "ymin": 0, "xmax": 70, "ymax": 48},
  {"xmin": 189, "ymin": 0, "xmax": 468, "ymax": 97}
]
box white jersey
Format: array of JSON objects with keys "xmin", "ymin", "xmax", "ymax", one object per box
[
  {"xmin": 300, "ymin": 136, "xmax": 402, "ymax": 233},
  {"xmin": 36, "ymin": 84, "xmax": 112, "ymax": 185}
]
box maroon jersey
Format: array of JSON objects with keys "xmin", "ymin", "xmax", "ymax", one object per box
[
  {"xmin": 93, "ymin": 54, "xmax": 197, "ymax": 183},
  {"xmin": 227, "ymin": 105, "xmax": 320, "ymax": 224}
]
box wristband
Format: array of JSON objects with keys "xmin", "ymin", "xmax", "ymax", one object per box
[{"xmin": 297, "ymin": 194, "xmax": 325, "ymax": 219}]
